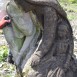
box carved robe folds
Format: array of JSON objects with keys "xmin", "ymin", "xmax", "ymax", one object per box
[{"xmin": 3, "ymin": 0, "xmax": 41, "ymax": 70}]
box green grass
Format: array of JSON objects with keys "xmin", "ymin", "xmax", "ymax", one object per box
[
  {"xmin": 0, "ymin": 45, "xmax": 8, "ymax": 62},
  {"xmin": 60, "ymin": 0, "xmax": 77, "ymax": 21},
  {"xmin": 59, "ymin": 2, "xmax": 77, "ymax": 21}
]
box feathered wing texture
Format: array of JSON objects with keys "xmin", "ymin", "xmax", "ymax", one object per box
[
  {"xmin": 25, "ymin": 0, "xmax": 67, "ymax": 18},
  {"xmin": 25, "ymin": 0, "xmax": 73, "ymax": 40}
]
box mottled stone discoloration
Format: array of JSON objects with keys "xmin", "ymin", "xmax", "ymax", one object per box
[{"xmin": 6, "ymin": 0, "xmax": 77, "ymax": 77}]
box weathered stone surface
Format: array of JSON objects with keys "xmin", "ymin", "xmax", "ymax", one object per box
[
  {"xmin": 15, "ymin": 0, "xmax": 77, "ymax": 77},
  {"xmin": 2, "ymin": 0, "xmax": 77, "ymax": 77}
]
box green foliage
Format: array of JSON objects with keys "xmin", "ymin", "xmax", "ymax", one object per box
[
  {"xmin": 0, "ymin": 46, "xmax": 8, "ymax": 62},
  {"xmin": 68, "ymin": 0, "xmax": 77, "ymax": 3},
  {"xmin": 59, "ymin": 0, "xmax": 77, "ymax": 21},
  {"xmin": 59, "ymin": 0, "xmax": 77, "ymax": 4}
]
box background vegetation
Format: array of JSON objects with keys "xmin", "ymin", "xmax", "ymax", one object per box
[
  {"xmin": 59, "ymin": 0, "xmax": 77, "ymax": 3},
  {"xmin": 0, "ymin": 46, "xmax": 8, "ymax": 62},
  {"xmin": 59, "ymin": 0, "xmax": 77, "ymax": 21}
]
